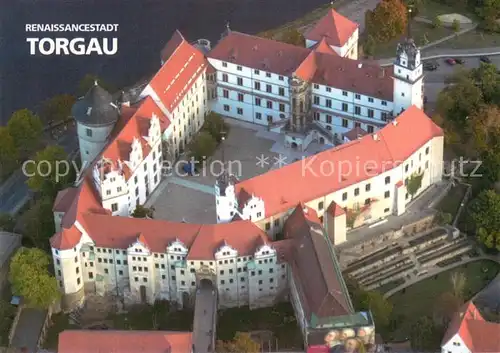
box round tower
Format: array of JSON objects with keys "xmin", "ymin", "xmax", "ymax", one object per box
[{"xmin": 72, "ymin": 82, "xmax": 119, "ymax": 168}]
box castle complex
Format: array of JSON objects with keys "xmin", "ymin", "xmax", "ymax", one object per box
[{"xmin": 50, "ymin": 9, "xmax": 443, "ymax": 350}]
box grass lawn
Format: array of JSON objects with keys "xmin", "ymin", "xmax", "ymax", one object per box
[
  {"xmin": 432, "ymin": 30, "xmax": 500, "ymax": 50},
  {"xmin": 217, "ymin": 302, "xmax": 303, "ymax": 349},
  {"xmin": 109, "ymin": 302, "xmax": 193, "ymax": 331},
  {"xmin": 416, "ymin": 1, "xmax": 476, "ymax": 20},
  {"xmin": 42, "ymin": 313, "xmax": 78, "ymax": 350},
  {"xmin": 387, "ymin": 260, "xmax": 500, "ymax": 340},
  {"xmin": 370, "ymin": 21, "xmax": 454, "ymax": 58},
  {"xmin": 436, "ymin": 183, "xmax": 468, "ymax": 220}
]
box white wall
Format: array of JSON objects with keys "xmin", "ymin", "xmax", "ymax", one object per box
[{"xmin": 77, "ymin": 122, "xmax": 115, "ymax": 168}]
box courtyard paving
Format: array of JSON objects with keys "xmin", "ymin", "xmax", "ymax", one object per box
[{"xmin": 147, "ymin": 117, "xmax": 332, "ymax": 223}]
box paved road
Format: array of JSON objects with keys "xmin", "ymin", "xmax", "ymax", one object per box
[
  {"xmin": 192, "ymin": 281, "xmax": 217, "ymax": 353},
  {"xmin": 423, "ymin": 54, "xmax": 500, "ymax": 104},
  {"xmin": 0, "ymin": 126, "xmax": 78, "ymax": 215}
]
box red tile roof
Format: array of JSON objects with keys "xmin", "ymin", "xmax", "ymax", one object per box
[
  {"xmin": 53, "ymin": 187, "xmax": 79, "ymax": 212},
  {"xmin": 343, "ymin": 126, "xmax": 368, "ymax": 141},
  {"xmin": 208, "ymin": 31, "xmax": 311, "ymax": 76},
  {"xmin": 58, "ymin": 330, "xmax": 192, "ymax": 353},
  {"xmin": 149, "ymin": 32, "xmax": 207, "ymax": 113},
  {"xmin": 326, "ymin": 201, "xmax": 345, "ymax": 217},
  {"xmin": 440, "ymin": 301, "xmax": 500, "ymax": 352},
  {"xmin": 296, "ymin": 52, "xmax": 393, "ymax": 101},
  {"xmin": 304, "ymin": 9, "xmax": 359, "ymax": 47},
  {"xmin": 235, "ymin": 106, "xmax": 443, "ymax": 218},
  {"xmin": 312, "ymin": 37, "xmax": 338, "ymax": 55}
]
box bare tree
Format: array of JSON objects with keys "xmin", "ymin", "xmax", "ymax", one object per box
[{"xmin": 450, "ymin": 271, "xmax": 467, "ymax": 301}]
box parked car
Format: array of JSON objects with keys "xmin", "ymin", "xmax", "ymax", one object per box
[
  {"xmin": 480, "ymin": 56, "xmax": 491, "ymax": 63},
  {"xmin": 423, "ymin": 62, "xmax": 438, "ymax": 71},
  {"xmin": 445, "ymin": 58, "xmax": 456, "ymax": 65},
  {"xmin": 453, "ymin": 58, "xmax": 464, "ymax": 64}
]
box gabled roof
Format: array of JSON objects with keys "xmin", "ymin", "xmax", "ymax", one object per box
[
  {"xmin": 343, "ymin": 126, "xmax": 368, "ymax": 141},
  {"xmin": 208, "ymin": 31, "xmax": 311, "ymax": 76},
  {"xmin": 284, "ymin": 205, "xmax": 353, "ymax": 320},
  {"xmin": 58, "ymin": 330, "xmax": 192, "ymax": 353},
  {"xmin": 161, "ymin": 30, "xmax": 185, "ymax": 63},
  {"xmin": 326, "ymin": 200, "xmax": 345, "ymax": 217},
  {"xmin": 304, "ymin": 9, "xmax": 359, "ymax": 47},
  {"xmin": 442, "ymin": 301, "xmax": 500, "ymax": 352},
  {"xmin": 149, "ymin": 32, "xmax": 207, "ymax": 113},
  {"xmin": 71, "ymin": 83, "xmax": 119, "ymax": 126},
  {"xmin": 312, "ymin": 36, "xmax": 338, "ymax": 55},
  {"xmin": 235, "ymin": 106, "xmax": 443, "ymax": 218}
]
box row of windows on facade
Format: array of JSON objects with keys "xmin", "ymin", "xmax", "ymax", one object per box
[
  {"xmin": 221, "ymin": 74, "xmax": 287, "ymax": 96},
  {"xmin": 222, "ymin": 89, "xmax": 287, "ymax": 112},
  {"xmin": 221, "ymin": 62, "xmax": 285, "ymax": 81},
  {"xmin": 312, "ymin": 85, "xmax": 389, "ymax": 106},
  {"xmin": 105, "ymin": 157, "xmax": 160, "ymax": 197},
  {"xmin": 313, "ymin": 113, "xmax": 376, "ymax": 132},
  {"xmin": 220, "ymin": 274, "xmax": 285, "ymax": 286},
  {"xmin": 313, "ymin": 97, "xmax": 389, "ymax": 121}
]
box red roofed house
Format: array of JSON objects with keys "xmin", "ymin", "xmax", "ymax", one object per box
[
  {"xmin": 441, "ymin": 301, "xmax": 500, "ymax": 353},
  {"xmin": 304, "ymin": 9, "xmax": 359, "ymax": 59}
]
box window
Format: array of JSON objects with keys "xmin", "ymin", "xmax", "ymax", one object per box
[
  {"xmin": 237, "ymin": 65, "xmax": 242, "ymax": 71},
  {"xmin": 384, "ymin": 191, "xmax": 390, "ymax": 198},
  {"xmin": 223, "ymin": 89, "xmax": 229, "ymax": 98},
  {"xmin": 384, "ymin": 207, "xmax": 390, "ymax": 213},
  {"xmin": 313, "ymin": 84, "xmax": 319, "ymax": 89},
  {"xmin": 326, "ymin": 87, "xmax": 331, "ymax": 92},
  {"xmin": 342, "ymin": 192, "xmax": 347, "ymax": 201},
  {"xmin": 342, "ymin": 119, "xmax": 348, "ymax": 128},
  {"xmin": 274, "ymin": 219, "xmax": 279, "ymax": 227},
  {"xmin": 365, "ymin": 183, "xmax": 371, "ymax": 192},
  {"xmin": 326, "ymin": 99, "xmax": 332, "ymax": 108},
  {"xmin": 425, "ymin": 146, "xmax": 430, "ymax": 155},
  {"xmin": 237, "ymin": 108, "xmax": 243, "ymax": 115},
  {"xmin": 368, "ymin": 97, "xmax": 374, "ymax": 103},
  {"xmin": 355, "ymin": 94, "xmax": 360, "ymax": 100},
  {"xmin": 385, "ymin": 176, "xmax": 390, "ymax": 184},
  {"xmin": 401, "ymin": 92, "xmax": 405, "ymax": 97},
  {"xmin": 266, "ymin": 101, "xmax": 273, "ymax": 109},
  {"xmin": 279, "ymin": 87, "xmax": 285, "ymax": 96},
  {"xmin": 222, "ymin": 74, "xmax": 228, "ymax": 82},
  {"xmin": 237, "ymin": 93, "xmax": 244, "ymax": 102},
  {"xmin": 77, "ymin": 278, "xmax": 81, "ymax": 285},
  {"xmin": 255, "ymin": 81, "xmax": 261, "ymax": 90},
  {"xmin": 266, "ymin": 72, "xmax": 271, "ymax": 78},
  {"xmin": 313, "ymin": 96, "xmax": 320, "ymax": 105},
  {"xmin": 381, "ymin": 112, "xmax": 388, "ymax": 121},
  {"xmin": 111, "ymin": 203, "xmax": 118, "ymax": 212},
  {"xmin": 265, "ymin": 223, "xmax": 270, "ymax": 230},
  {"xmin": 255, "ymin": 97, "xmax": 261, "ymax": 106},
  {"xmin": 237, "ymin": 77, "xmax": 243, "ymax": 86},
  {"xmin": 223, "ymin": 105, "xmax": 230, "ymax": 112},
  {"xmin": 367, "ymin": 125, "xmax": 374, "ymax": 133},
  {"xmin": 266, "ymin": 116, "xmax": 272, "ymax": 123},
  {"xmin": 354, "ymin": 106, "xmax": 361, "ymax": 115},
  {"xmin": 342, "ymin": 103, "xmax": 348, "ymax": 112},
  {"xmin": 266, "ymin": 84, "xmax": 272, "ymax": 93},
  {"xmin": 368, "ymin": 109, "xmax": 374, "ymax": 118},
  {"xmin": 354, "ymin": 188, "xmax": 359, "ymax": 196},
  {"xmin": 381, "ymin": 100, "xmax": 387, "ymax": 106},
  {"xmin": 318, "ymin": 201, "xmax": 324, "ymax": 210},
  {"xmin": 405, "ymin": 164, "xmax": 409, "ymax": 172},
  {"xmin": 221, "ymin": 279, "xmax": 225, "ymax": 285},
  {"xmin": 279, "ymin": 103, "xmax": 285, "ymax": 112},
  {"xmin": 222, "ymin": 62, "xmax": 227, "ymax": 67},
  {"xmin": 326, "ymin": 115, "xmax": 332, "ymax": 124},
  {"xmin": 254, "ymin": 69, "xmax": 259, "ymax": 75},
  {"xmin": 256, "ymin": 112, "xmax": 262, "ymax": 120},
  {"xmin": 104, "ymin": 269, "xmax": 109, "ymax": 274},
  {"xmin": 354, "ymin": 122, "xmax": 361, "ymax": 128},
  {"xmin": 342, "ymin": 91, "xmax": 348, "ymax": 96}
]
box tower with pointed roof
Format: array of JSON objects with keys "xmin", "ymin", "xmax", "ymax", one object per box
[
  {"xmin": 72, "ymin": 82, "xmax": 119, "ymax": 167},
  {"xmin": 214, "ymin": 132, "xmax": 238, "ymax": 223},
  {"xmin": 392, "ymin": 8, "xmax": 424, "ymax": 114}
]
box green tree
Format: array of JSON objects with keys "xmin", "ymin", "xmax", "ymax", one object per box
[
  {"xmin": 280, "ymin": 28, "xmax": 306, "ymax": 46},
  {"xmin": 0, "ymin": 299, "xmax": 15, "ymax": 345},
  {"xmin": 216, "ymin": 332, "xmax": 260, "ymax": 353},
  {"xmin": 477, "ymin": 0, "xmax": 500, "ymax": 31},
  {"xmin": 202, "ymin": 112, "xmax": 229, "ymax": 143},
  {"xmin": 366, "ymin": 0, "xmax": 408, "ymax": 42},
  {"xmin": 77, "ymin": 74, "xmax": 115, "ymax": 96},
  {"xmin": 9, "ymin": 248, "xmax": 60, "ymax": 309},
  {"xmin": 410, "ymin": 316, "xmax": 443, "ymax": 350},
  {"xmin": 40, "ymin": 94, "xmax": 76, "ymax": 124},
  {"xmin": 452, "ymin": 19, "xmax": 461, "ymax": 31},
  {"xmin": 7, "ymin": 109, "xmax": 43, "ymax": 156},
  {"xmin": 406, "ymin": 172, "xmax": 424, "ymax": 199},
  {"xmin": 433, "ymin": 16, "xmax": 443, "ymax": 28},
  {"xmin": 0, "ymin": 126, "xmax": 18, "ymax": 178},
  {"xmin": 132, "ymin": 205, "xmax": 155, "ymax": 218},
  {"xmin": 467, "ymin": 105, "xmax": 500, "ymax": 157},
  {"xmin": 23, "ymin": 197, "xmax": 56, "ymax": 250},
  {"xmin": 188, "ymin": 131, "xmax": 217, "ymax": 163},
  {"xmin": 470, "ymin": 64, "xmax": 500, "ymax": 104},
  {"xmin": 356, "ymin": 290, "xmax": 393, "ymax": 328},
  {"xmin": 363, "ymin": 35, "xmax": 377, "ymax": 56},
  {"xmin": 468, "ymin": 189, "xmax": 500, "ymax": 250},
  {"xmin": 0, "ymin": 213, "xmax": 16, "ymax": 232},
  {"xmin": 25, "ymin": 145, "xmax": 73, "ymax": 198},
  {"xmin": 435, "ymin": 211, "xmax": 452, "ymax": 225}
]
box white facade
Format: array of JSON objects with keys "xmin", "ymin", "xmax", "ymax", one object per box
[
  {"xmin": 393, "ymin": 42, "xmax": 424, "ymax": 114},
  {"xmin": 305, "ymin": 29, "xmax": 359, "ymax": 59},
  {"xmin": 77, "ymin": 121, "xmax": 115, "ymax": 168},
  {"xmin": 441, "ymin": 334, "xmax": 471, "ymax": 353}
]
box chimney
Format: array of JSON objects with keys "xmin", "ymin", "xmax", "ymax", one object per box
[
  {"xmin": 373, "ymin": 133, "xmax": 379, "ymax": 141},
  {"xmin": 392, "ymin": 120, "xmax": 398, "ymax": 126},
  {"xmin": 357, "ymin": 63, "xmax": 363, "ymax": 68}
]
